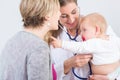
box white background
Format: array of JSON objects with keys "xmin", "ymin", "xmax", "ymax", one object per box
[
  {"xmin": 78, "ymin": 0, "xmax": 120, "ymax": 37},
  {"xmin": 0, "ymin": 0, "xmax": 120, "ymax": 53}
]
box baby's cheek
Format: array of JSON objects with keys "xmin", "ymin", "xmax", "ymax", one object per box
[{"xmin": 82, "ymin": 36, "xmax": 86, "ymax": 41}]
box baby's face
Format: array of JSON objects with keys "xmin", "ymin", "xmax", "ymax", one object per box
[{"xmin": 80, "ymin": 21, "xmax": 96, "ymax": 41}]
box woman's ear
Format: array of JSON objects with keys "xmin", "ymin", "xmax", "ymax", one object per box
[{"xmin": 45, "ymin": 15, "xmax": 50, "ymax": 21}]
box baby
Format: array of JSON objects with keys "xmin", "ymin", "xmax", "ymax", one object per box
[{"xmin": 51, "ymin": 13, "xmax": 120, "ymax": 80}]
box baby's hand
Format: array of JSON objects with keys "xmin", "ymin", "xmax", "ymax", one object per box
[{"xmin": 50, "ymin": 36, "xmax": 62, "ymax": 48}]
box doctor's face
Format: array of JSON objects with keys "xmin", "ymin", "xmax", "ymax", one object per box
[{"xmin": 59, "ymin": 2, "xmax": 80, "ymax": 30}]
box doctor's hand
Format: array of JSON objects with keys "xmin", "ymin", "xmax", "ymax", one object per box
[
  {"xmin": 50, "ymin": 36, "xmax": 62, "ymax": 48},
  {"xmin": 64, "ymin": 54, "xmax": 92, "ymax": 74},
  {"xmin": 89, "ymin": 75, "xmax": 109, "ymax": 80}
]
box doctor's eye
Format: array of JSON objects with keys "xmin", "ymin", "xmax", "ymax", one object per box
[
  {"xmin": 60, "ymin": 14, "xmax": 68, "ymax": 18},
  {"xmin": 72, "ymin": 10, "xmax": 77, "ymax": 14},
  {"xmin": 71, "ymin": 7, "xmax": 80, "ymax": 15}
]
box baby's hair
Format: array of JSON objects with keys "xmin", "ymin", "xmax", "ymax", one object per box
[{"xmin": 81, "ymin": 13, "xmax": 107, "ymax": 34}]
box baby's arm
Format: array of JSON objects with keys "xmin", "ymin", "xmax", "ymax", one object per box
[
  {"xmin": 62, "ymin": 40, "xmax": 86, "ymax": 53},
  {"xmin": 50, "ymin": 36, "xmax": 82, "ymax": 53},
  {"xmin": 51, "ymin": 36, "xmax": 90, "ymax": 53}
]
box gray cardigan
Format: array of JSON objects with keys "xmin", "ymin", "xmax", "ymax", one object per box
[{"xmin": 0, "ymin": 31, "xmax": 52, "ymax": 80}]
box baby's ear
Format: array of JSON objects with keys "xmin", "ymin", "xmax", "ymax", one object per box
[{"xmin": 95, "ymin": 26, "xmax": 101, "ymax": 34}]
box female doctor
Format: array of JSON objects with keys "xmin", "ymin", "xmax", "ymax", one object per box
[{"xmin": 51, "ymin": 0, "xmax": 117, "ymax": 80}]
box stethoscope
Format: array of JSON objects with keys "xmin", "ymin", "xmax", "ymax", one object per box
[{"xmin": 58, "ymin": 21, "xmax": 92, "ymax": 80}]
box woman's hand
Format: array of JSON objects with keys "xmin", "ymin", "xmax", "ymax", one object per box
[
  {"xmin": 89, "ymin": 75, "xmax": 109, "ymax": 80},
  {"xmin": 64, "ymin": 54, "xmax": 92, "ymax": 74}
]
